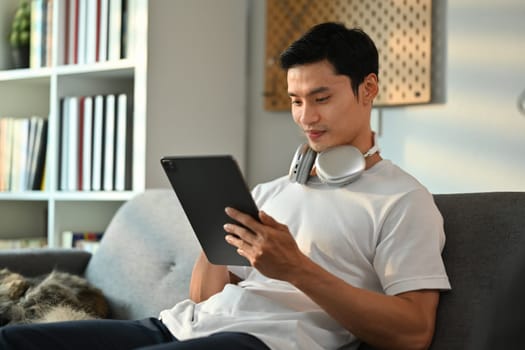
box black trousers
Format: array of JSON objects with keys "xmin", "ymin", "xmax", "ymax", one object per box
[{"xmin": 0, "ymin": 318, "xmax": 270, "ymax": 350}]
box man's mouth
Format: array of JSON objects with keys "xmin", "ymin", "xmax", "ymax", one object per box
[{"xmin": 305, "ymin": 130, "xmax": 325, "ymax": 140}]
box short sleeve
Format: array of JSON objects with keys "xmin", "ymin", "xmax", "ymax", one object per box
[{"xmin": 373, "ymin": 189, "xmax": 451, "ymax": 295}]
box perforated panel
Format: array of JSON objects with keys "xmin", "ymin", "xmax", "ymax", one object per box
[{"xmin": 264, "ymin": 0, "xmax": 432, "ymax": 110}]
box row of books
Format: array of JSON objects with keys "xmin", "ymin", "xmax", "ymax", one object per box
[
  {"xmin": 59, "ymin": 93, "xmax": 132, "ymax": 192},
  {"xmin": 61, "ymin": 231, "xmax": 103, "ymax": 253},
  {"xmin": 0, "ymin": 116, "xmax": 47, "ymax": 192},
  {"xmin": 0, "ymin": 237, "xmax": 47, "ymax": 249},
  {"xmin": 31, "ymin": 0, "xmax": 136, "ymax": 68}
]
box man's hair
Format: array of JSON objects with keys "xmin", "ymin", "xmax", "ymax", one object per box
[{"xmin": 279, "ymin": 22, "xmax": 379, "ymax": 97}]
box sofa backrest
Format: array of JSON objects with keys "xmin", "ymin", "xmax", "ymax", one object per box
[
  {"xmin": 85, "ymin": 189, "xmax": 525, "ymax": 349},
  {"xmin": 85, "ymin": 189, "xmax": 200, "ymax": 319},
  {"xmin": 430, "ymin": 192, "xmax": 525, "ymax": 349}
]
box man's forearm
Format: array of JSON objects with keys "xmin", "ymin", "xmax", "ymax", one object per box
[
  {"xmin": 189, "ymin": 252, "xmax": 231, "ymax": 303},
  {"xmin": 289, "ymin": 256, "xmax": 439, "ymax": 350}
]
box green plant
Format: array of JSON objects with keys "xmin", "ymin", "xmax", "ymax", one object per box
[{"xmin": 9, "ymin": 1, "xmax": 31, "ymax": 48}]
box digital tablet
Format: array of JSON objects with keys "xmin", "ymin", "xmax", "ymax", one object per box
[{"xmin": 161, "ymin": 155, "xmax": 258, "ymax": 266}]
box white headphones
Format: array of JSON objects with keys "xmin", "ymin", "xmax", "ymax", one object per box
[{"xmin": 289, "ymin": 133, "xmax": 379, "ymax": 186}]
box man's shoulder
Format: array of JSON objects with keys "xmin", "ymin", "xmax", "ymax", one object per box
[
  {"xmin": 251, "ymin": 175, "xmax": 291, "ymax": 205},
  {"xmin": 362, "ymin": 159, "xmax": 430, "ymax": 196}
]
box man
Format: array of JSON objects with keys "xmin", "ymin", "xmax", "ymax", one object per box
[{"xmin": 0, "ymin": 22, "xmax": 450, "ymax": 350}]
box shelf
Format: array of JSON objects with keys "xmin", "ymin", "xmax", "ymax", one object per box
[
  {"xmin": 0, "ymin": 191, "xmax": 49, "ymax": 201},
  {"xmin": 0, "ymin": 67, "xmax": 53, "ymax": 82},
  {"xmin": 55, "ymin": 59, "xmax": 135, "ymax": 78},
  {"xmin": 52, "ymin": 191, "xmax": 138, "ymax": 201},
  {"xmin": 0, "ymin": 191, "xmax": 138, "ymax": 201}
]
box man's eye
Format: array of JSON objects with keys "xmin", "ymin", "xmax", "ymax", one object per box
[
  {"xmin": 316, "ymin": 96, "xmax": 330, "ymax": 103},
  {"xmin": 291, "ymin": 100, "xmax": 302, "ymax": 106}
]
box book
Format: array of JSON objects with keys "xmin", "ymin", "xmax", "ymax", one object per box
[
  {"xmin": 0, "ymin": 117, "xmax": 8, "ymax": 191},
  {"xmin": 82, "ymin": 96, "xmax": 93, "ymax": 191},
  {"xmin": 28, "ymin": 117, "xmax": 48, "ymax": 190},
  {"xmin": 124, "ymin": 0, "xmax": 136, "ymax": 59},
  {"xmin": 45, "ymin": 0, "xmax": 54, "ymax": 67},
  {"xmin": 25, "ymin": 116, "xmax": 46, "ymax": 190},
  {"xmin": 67, "ymin": 0, "xmax": 79, "ymax": 64},
  {"xmin": 77, "ymin": 0, "xmax": 87, "ymax": 65},
  {"xmin": 58, "ymin": 0, "xmax": 68, "ymax": 64},
  {"xmin": 77, "ymin": 97, "xmax": 85, "ymax": 190},
  {"xmin": 11, "ymin": 118, "xmax": 30, "ymax": 192},
  {"xmin": 67, "ymin": 96, "xmax": 80, "ymax": 191},
  {"xmin": 0, "ymin": 237, "xmax": 47, "ymax": 249},
  {"xmin": 30, "ymin": 0, "xmax": 46, "ymax": 68},
  {"xmin": 25, "ymin": 118, "xmax": 38, "ymax": 189},
  {"xmin": 97, "ymin": 0, "xmax": 109, "ymax": 62},
  {"xmin": 103, "ymin": 94, "xmax": 115, "ymax": 191},
  {"xmin": 91, "ymin": 94, "xmax": 104, "ymax": 191},
  {"xmin": 61, "ymin": 231, "xmax": 103, "ymax": 251},
  {"xmin": 114, "ymin": 93, "xmax": 127, "ymax": 191},
  {"xmin": 0, "ymin": 118, "xmax": 7, "ymax": 190},
  {"xmin": 85, "ymin": 0, "xmax": 97, "ymax": 64},
  {"xmin": 108, "ymin": 0, "xmax": 122, "ymax": 61},
  {"xmin": 5, "ymin": 118, "xmax": 15, "ymax": 191},
  {"xmin": 59, "ymin": 98, "xmax": 69, "ymax": 190}
]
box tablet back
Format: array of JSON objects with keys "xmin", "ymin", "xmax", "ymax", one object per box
[{"xmin": 161, "ymin": 155, "xmax": 258, "ymax": 266}]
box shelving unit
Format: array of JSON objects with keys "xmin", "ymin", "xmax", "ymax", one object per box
[
  {"xmin": 0, "ymin": 0, "xmax": 249, "ymax": 249},
  {"xmin": 0, "ymin": 0, "xmax": 148, "ymax": 247}
]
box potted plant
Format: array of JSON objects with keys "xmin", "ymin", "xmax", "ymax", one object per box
[{"xmin": 9, "ymin": 0, "xmax": 31, "ymax": 69}]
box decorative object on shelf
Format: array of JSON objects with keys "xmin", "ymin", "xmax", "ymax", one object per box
[{"xmin": 8, "ymin": 0, "xmax": 31, "ymax": 69}]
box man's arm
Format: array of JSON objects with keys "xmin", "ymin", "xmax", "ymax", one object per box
[
  {"xmin": 224, "ymin": 207, "xmax": 439, "ymax": 350},
  {"xmin": 189, "ymin": 251, "xmax": 241, "ymax": 303}
]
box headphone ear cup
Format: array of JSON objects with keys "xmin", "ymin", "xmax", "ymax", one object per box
[
  {"xmin": 289, "ymin": 144, "xmax": 316, "ymax": 184},
  {"xmin": 315, "ymin": 145, "xmax": 365, "ymax": 185}
]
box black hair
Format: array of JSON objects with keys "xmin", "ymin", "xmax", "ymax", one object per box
[{"xmin": 279, "ymin": 22, "xmax": 379, "ymax": 97}]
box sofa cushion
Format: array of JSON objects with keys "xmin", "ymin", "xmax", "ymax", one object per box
[
  {"xmin": 431, "ymin": 192, "xmax": 525, "ymax": 349},
  {"xmin": 85, "ymin": 189, "xmax": 200, "ymax": 319}
]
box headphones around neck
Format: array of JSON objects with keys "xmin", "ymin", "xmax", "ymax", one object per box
[{"xmin": 289, "ymin": 134, "xmax": 379, "ymax": 186}]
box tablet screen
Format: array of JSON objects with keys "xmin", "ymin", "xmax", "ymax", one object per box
[{"xmin": 161, "ymin": 155, "xmax": 258, "ymax": 266}]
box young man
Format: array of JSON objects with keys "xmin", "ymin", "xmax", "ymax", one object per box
[{"xmin": 0, "ymin": 22, "xmax": 450, "ymax": 350}]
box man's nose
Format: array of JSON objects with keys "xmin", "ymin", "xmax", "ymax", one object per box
[{"xmin": 299, "ymin": 103, "xmax": 320, "ymax": 125}]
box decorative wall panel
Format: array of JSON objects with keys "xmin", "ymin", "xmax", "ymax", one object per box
[{"xmin": 264, "ymin": 0, "xmax": 432, "ymax": 110}]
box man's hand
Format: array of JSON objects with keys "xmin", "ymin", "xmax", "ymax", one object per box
[{"xmin": 223, "ymin": 207, "xmax": 307, "ymax": 282}]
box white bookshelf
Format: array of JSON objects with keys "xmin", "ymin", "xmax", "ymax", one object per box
[
  {"xmin": 0, "ymin": 0, "xmax": 249, "ymax": 249},
  {"xmin": 0, "ymin": 0, "xmax": 148, "ymax": 247}
]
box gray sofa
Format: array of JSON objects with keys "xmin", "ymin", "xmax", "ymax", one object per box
[{"xmin": 1, "ymin": 189, "xmax": 524, "ymax": 349}]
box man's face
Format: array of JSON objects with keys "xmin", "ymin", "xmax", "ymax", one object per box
[{"xmin": 287, "ymin": 60, "xmax": 373, "ymax": 153}]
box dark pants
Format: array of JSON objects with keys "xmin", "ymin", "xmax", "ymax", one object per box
[{"xmin": 0, "ymin": 318, "xmax": 270, "ymax": 350}]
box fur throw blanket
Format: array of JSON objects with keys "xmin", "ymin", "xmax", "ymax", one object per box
[{"xmin": 0, "ymin": 268, "xmax": 109, "ymax": 325}]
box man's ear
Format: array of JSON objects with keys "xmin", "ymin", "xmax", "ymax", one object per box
[{"xmin": 360, "ymin": 73, "xmax": 379, "ymax": 105}]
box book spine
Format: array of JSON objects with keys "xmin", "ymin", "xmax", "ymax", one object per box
[
  {"xmin": 30, "ymin": 0, "xmax": 45, "ymax": 68},
  {"xmin": 82, "ymin": 96, "xmax": 93, "ymax": 191},
  {"xmin": 107, "ymin": 0, "xmax": 122, "ymax": 61},
  {"xmin": 91, "ymin": 94, "xmax": 104, "ymax": 191},
  {"xmin": 114, "ymin": 93, "xmax": 127, "ymax": 191},
  {"xmin": 85, "ymin": 0, "xmax": 97, "ymax": 64},
  {"xmin": 103, "ymin": 94, "xmax": 115, "ymax": 191},
  {"xmin": 0, "ymin": 117, "xmax": 9, "ymax": 191},
  {"xmin": 97, "ymin": 0, "xmax": 109, "ymax": 62},
  {"xmin": 67, "ymin": 96, "xmax": 79, "ymax": 191}
]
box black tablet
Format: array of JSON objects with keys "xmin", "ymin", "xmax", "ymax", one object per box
[{"xmin": 161, "ymin": 155, "xmax": 258, "ymax": 266}]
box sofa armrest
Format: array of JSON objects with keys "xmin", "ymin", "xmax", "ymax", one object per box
[{"xmin": 0, "ymin": 248, "xmax": 92, "ymax": 277}]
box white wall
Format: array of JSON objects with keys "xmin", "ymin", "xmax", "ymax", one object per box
[
  {"xmin": 145, "ymin": 0, "xmax": 249, "ymax": 188},
  {"xmin": 246, "ymin": 0, "xmax": 525, "ymax": 193}
]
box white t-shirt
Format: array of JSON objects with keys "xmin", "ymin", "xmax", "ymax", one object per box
[{"xmin": 160, "ymin": 160, "xmax": 451, "ymax": 350}]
